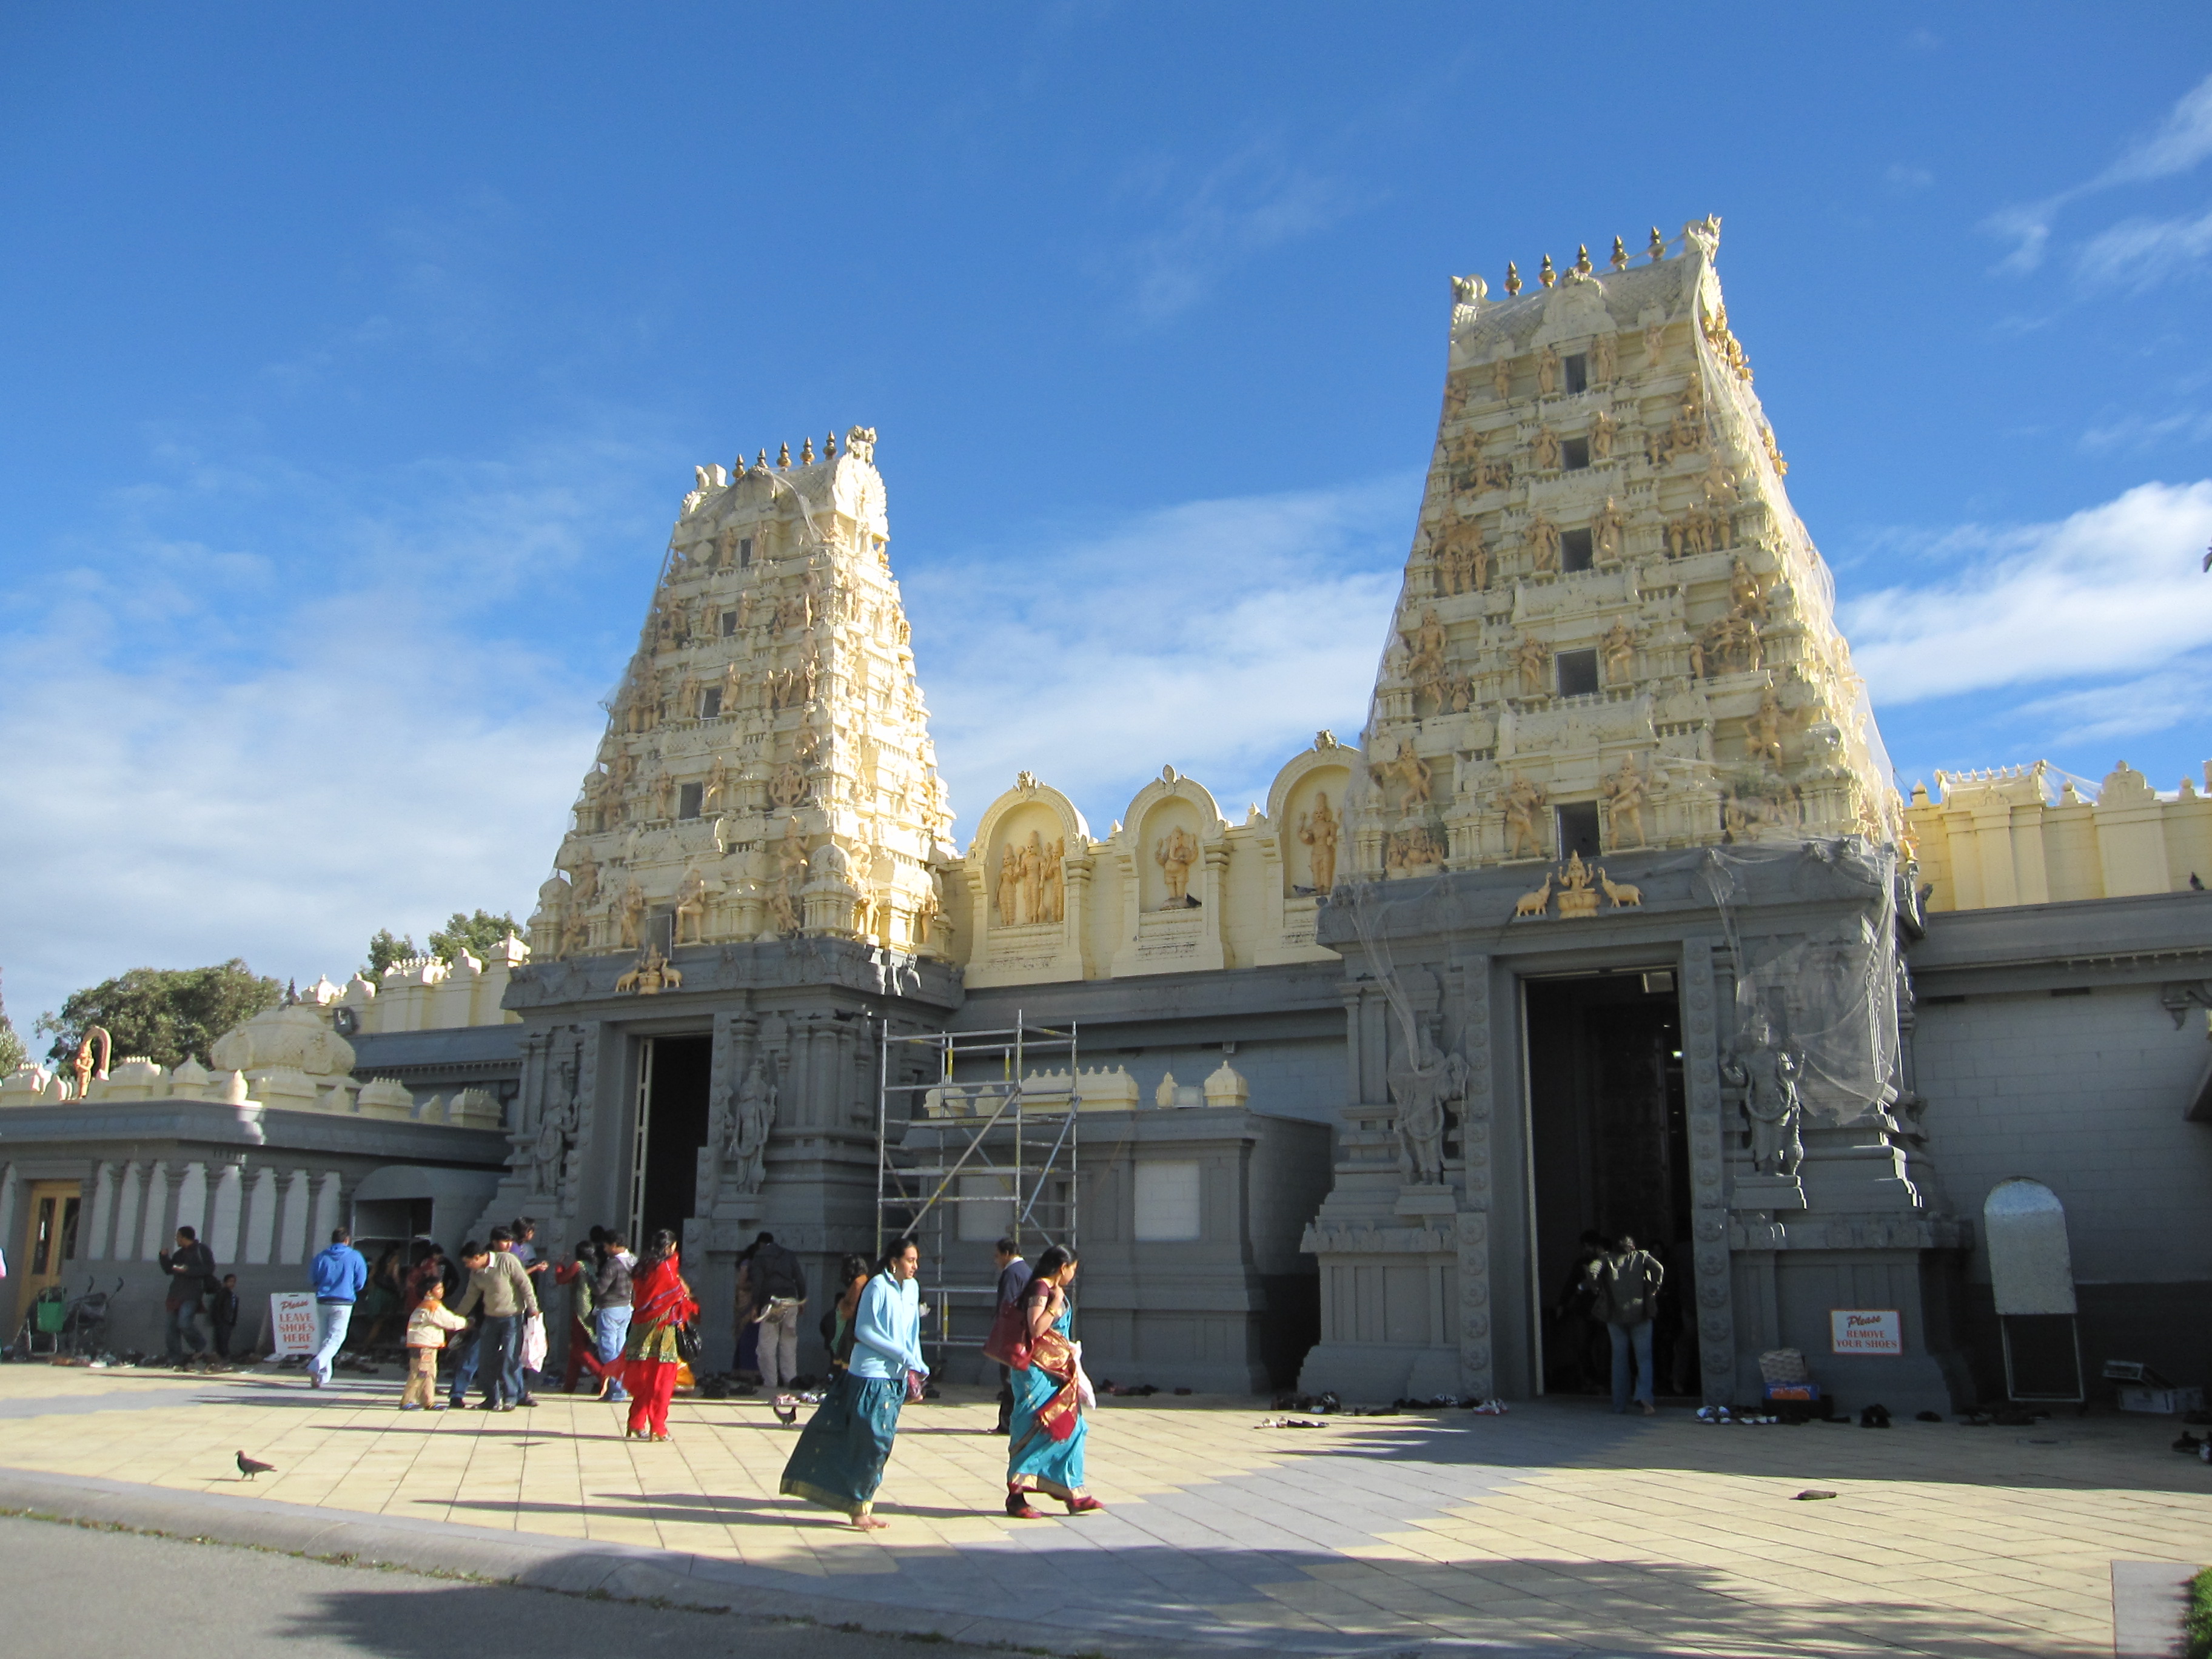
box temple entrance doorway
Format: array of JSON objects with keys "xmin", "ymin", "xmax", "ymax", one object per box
[
  {"xmin": 629, "ymin": 1035, "xmax": 713, "ymax": 1246},
  {"xmin": 1524, "ymin": 972, "xmax": 1691, "ymax": 1398}
]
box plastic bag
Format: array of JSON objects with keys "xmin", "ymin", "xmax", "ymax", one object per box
[
  {"xmin": 1073, "ymin": 1340, "xmax": 1096, "ymax": 1411},
  {"xmin": 518, "ymin": 1311, "xmax": 548, "ymax": 1375}
]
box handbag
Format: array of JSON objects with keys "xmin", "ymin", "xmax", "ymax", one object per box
[
  {"xmin": 980, "ymin": 1298, "xmax": 1033, "ymax": 1370},
  {"xmin": 673, "ymin": 1321, "xmax": 703, "ymax": 1365}
]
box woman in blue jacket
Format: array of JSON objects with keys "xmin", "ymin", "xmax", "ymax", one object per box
[{"xmin": 779, "ymin": 1236, "xmax": 924, "ymax": 1530}]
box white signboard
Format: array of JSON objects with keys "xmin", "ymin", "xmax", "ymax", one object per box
[
  {"xmin": 270, "ymin": 1292, "xmax": 319, "ymax": 1357},
  {"xmin": 1830, "ymin": 1309, "xmax": 1903, "ymax": 1356}
]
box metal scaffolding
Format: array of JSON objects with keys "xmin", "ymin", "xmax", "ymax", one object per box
[{"xmin": 876, "ymin": 1017, "xmax": 1079, "ymax": 1371}]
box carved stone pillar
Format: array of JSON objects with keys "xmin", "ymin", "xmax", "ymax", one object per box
[
  {"xmin": 1452, "ymin": 952, "xmax": 1496, "ymax": 1398},
  {"xmin": 1679, "ymin": 934, "xmax": 1738, "ymax": 1405}
]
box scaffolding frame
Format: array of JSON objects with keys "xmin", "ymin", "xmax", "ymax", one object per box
[{"xmin": 876, "ymin": 1016, "xmax": 1079, "ymax": 1370}]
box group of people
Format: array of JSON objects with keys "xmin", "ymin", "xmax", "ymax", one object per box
[
  {"xmin": 1551, "ymin": 1229, "xmax": 1673, "ymax": 1414},
  {"xmin": 154, "ymin": 1225, "xmax": 241, "ymax": 1363}
]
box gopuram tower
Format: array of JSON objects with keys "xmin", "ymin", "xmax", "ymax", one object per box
[
  {"xmin": 491, "ymin": 429, "xmax": 964, "ymax": 1351},
  {"xmin": 1348, "ymin": 217, "xmax": 1902, "ymax": 878}
]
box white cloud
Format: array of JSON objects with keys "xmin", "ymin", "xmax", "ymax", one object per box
[
  {"xmin": 905, "ymin": 478, "xmax": 1413, "ymax": 843},
  {"xmin": 1843, "ymin": 480, "xmax": 2212, "ymax": 706},
  {"xmin": 0, "ymin": 437, "xmax": 657, "ymax": 1033},
  {"xmin": 2014, "ymin": 659, "xmax": 2212, "ymax": 746},
  {"xmin": 1885, "ymin": 163, "xmax": 1936, "ymax": 192},
  {"xmin": 1985, "ymin": 71, "xmax": 2212, "ymax": 276},
  {"xmin": 2080, "ymin": 406, "xmax": 2212, "ymax": 452},
  {"xmin": 2073, "ymin": 206, "xmax": 2212, "ymax": 290}
]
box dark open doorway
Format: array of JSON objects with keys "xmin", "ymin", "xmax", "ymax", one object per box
[
  {"xmin": 1525, "ymin": 973, "xmax": 1691, "ymax": 1396},
  {"xmin": 637, "ymin": 1035, "xmax": 713, "ymax": 1242}
]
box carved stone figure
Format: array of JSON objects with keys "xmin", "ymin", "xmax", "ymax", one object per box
[
  {"xmin": 532, "ymin": 1091, "xmax": 575, "ymax": 1198},
  {"xmin": 1374, "ymin": 739, "xmax": 1434, "ymax": 808},
  {"xmin": 702, "ymin": 757, "xmax": 733, "ymax": 814},
  {"xmin": 769, "ymin": 761, "xmax": 807, "ymax": 809},
  {"xmin": 1601, "ymin": 619, "xmax": 1637, "ymax": 682},
  {"xmin": 1723, "ymin": 1015, "xmax": 1804, "ymax": 1178},
  {"xmin": 1537, "ymin": 344, "xmax": 1560, "ymax": 395},
  {"xmin": 1748, "ymin": 686, "xmax": 1786, "ymax": 766},
  {"xmin": 771, "ymin": 817, "xmax": 806, "ymax": 933},
  {"xmin": 1594, "ymin": 497, "xmax": 1625, "ymax": 561},
  {"xmin": 1644, "ymin": 323, "xmax": 1665, "ymax": 366},
  {"xmin": 1527, "ymin": 513, "xmax": 1560, "ymax": 574},
  {"xmin": 1407, "ymin": 607, "xmax": 1447, "ymax": 678},
  {"xmin": 720, "ymin": 657, "xmax": 743, "ymax": 708},
  {"xmin": 615, "ymin": 877, "xmax": 647, "ymax": 949},
  {"xmin": 1020, "ymin": 830, "xmax": 1047, "ymax": 923},
  {"xmin": 1298, "ymin": 791, "xmax": 1339, "ymax": 893},
  {"xmin": 673, "ymin": 866, "xmax": 710, "ymax": 946},
  {"xmin": 1491, "ymin": 357, "xmax": 1513, "ymax": 400},
  {"xmin": 994, "ymin": 839, "xmax": 1022, "ymax": 923},
  {"xmin": 1041, "ymin": 837, "xmax": 1066, "ymax": 922},
  {"xmin": 1502, "ymin": 775, "xmax": 1547, "ymax": 858},
  {"xmin": 1730, "ymin": 557, "xmax": 1768, "ymax": 620},
  {"xmin": 1387, "ymin": 1027, "xmax": 1464, "ymax": 1188},
  {"xmin": 1514, "ymin": 633, "xmax": 1550, "ymax": 695},
  {"xmin": 1590, "ymin": 409, "xmax": 1616, "ymax": 461},
  {"xmin": 1591, "ymin": 330, "xmax": 1617, "ymax": 384},
  {"xmin": 726, "ymin": 1056, "xmax": 778, "ymax": 1195},
  {"xmin": 1155, "ymin": 825, "xmax": 1199, "ymax": 905},
  {"xmin": 1554, "ymin": 849, "xmax": 1598, "ymax": 917},
  {"xmin": 1532, "ymin": 427, "xmax": 1561, "ymax": 472},
  {"xmin": 1601, "ymin": 754, "xmax": 1649, "ymax": 848},
  {"xmin": 570, "ymin": 856, "xmax": 600, "ymax": 911}
]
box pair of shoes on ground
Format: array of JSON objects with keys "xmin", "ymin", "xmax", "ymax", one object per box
[{"xmin": 1005, "ymin": 1487, "xmax": 1105, "ymax": 1520}]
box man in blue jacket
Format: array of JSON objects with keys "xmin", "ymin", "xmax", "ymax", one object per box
[{"xmin": 307, "ymin": 1227, "xmax": 369, "ymax": 1388}]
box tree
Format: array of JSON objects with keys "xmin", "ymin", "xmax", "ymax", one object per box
[
  {"xmin": 0, "ymin": 969, "xmax": 25, "ymax": 1076},
  {"xmin": 34, "ymin": 960, "xmax": 283, "ymax": 1071},
  {"xmin": 427, "ymin": 910, "xmax": 521, "ymax": 965},
  {"xmin": 362, "ymin": 929, "xmax": 420, "ymax": 979}
]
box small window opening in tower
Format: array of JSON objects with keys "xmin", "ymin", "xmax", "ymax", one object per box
[
  {"xmin": 1563, "ymin": 353, "xmax": 1589, "ymax": 394},
  {"xmin": 1554, "ymin": 800, "xmax": 1601, "ymax": 859},
  {"xmin": 739, "ymin": 536, "xmax": 753, "ymax": 566},
  {"xmin": 1557, "ymin": 646, "xmax": 1599, "ymax": 697},
  {"xmin": 679, "ymin": 782, "xmax": 703, "ymax": 820},
  {"xmin": 720, "ymin": 610, "xmax": 737, "ymax": 637},
  {"xmin": 1560, "ymin": 528, "xmax": 1594, "ymax": 573},
  {"xmin": 1561, "ymin": 437, "xmax": 1590, "ymax": 472},
  {"xmin": 698, "ymin": 688, "xmax": 722, "ymax": 720}
]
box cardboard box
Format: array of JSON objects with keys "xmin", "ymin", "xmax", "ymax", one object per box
[
  {"xmin": 1763, "ymin": 1382, "xmax": 1821, "ymax": 1402},
  {"xmin": 2117, "ymin": 1385, "xmax": 2204, "ymax": 1415}
]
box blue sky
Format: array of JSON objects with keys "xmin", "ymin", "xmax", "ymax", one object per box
[{"xmin": 2, "ymin": 5, "xmax": 2209, "ymax": 1028}]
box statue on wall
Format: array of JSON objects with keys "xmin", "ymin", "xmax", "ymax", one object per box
[
  {"xmin": 1600, "ymin": 754, "xmax": 1650, "ymax": 848},
  {"xmin": 1644, "ymin": 323, "xmax": 1665, "ymax": 367},
  {"xmin": 1729, "ymin": 557, "xmax": 1769, "ymax": 620},
  {"xmin": 1503, "ymin": 774, "xmax": 1548, "ymax": 859},
  {"xmin": 1591, "ymin": 330, "xmax": 1617, "ymax": 384},
  {"xmin": 1527, "ymin": 513, "xmax": 1560, "ymax": 574},
  {"xmin": 1155, "ymin": 825, "xmax": 1199, "ymax": 906},
  {"xmin": 726, "ymin": 1055, "xmax": 779, "ymax": 1195},
  {"xmin": 1532, "ymin": 427, "xmax": 1561, "ymax": 472},
  {"xmin": 994, "ymin": 838, "xmax": 1022, "ymax": 923},
  {"xmin": 1537, "ymin": 344, "xmax": 1560, "ymax": 395},
  {"xmin": 771, "ymin": 817, "xmax": 806, "ymax": 933},
  {"xmin": 1373, "ymin": 739, "xmax": 1433, "ymax": 808},
  {"xmin": 1601, "ymin": 618, "xmax": 1636, "ymax": 683},
  {"xmin": 1491, "ymin": 356, "xmax": 1513, "ymax": 401},
  {"xmin": 1021, "ymin": 830, "xmax": 1047, "ymax": 923},
  {"xmin": 1514, "ymin": 633, "xmax": 1550, "ymax": 695},
  {"xmin": 1299, "ymin": 791, "xmax": 1339, "ymax": 893},
  {"xmin": 569, "ymin": 856, "xmax": 600, "ymax": 912},
  {"xmin": 615, "ymin": 877, "xmax": 647, "ymax": 949},
  {"xmin": 1747, "ymin": 687, "xmax": 1786, "ymax": 766},
  {"xmin": 1723, "ymin": 1015, "xmax": 1805, "ymax": 1178},
  {"xmin": 702, "ymin": 756, "xmax": 733, "ymax": 814},
  {"xmin": 1590, "ymin": 409, "xmax": 1616, "ymax": 461},
  {"xmin": 1594, "ymin": 497, "xmax": 1626, "ymax": 562},
  {"xmin": 673, "ymin": 866, "xmax": 710, "ymax": 946},
  {"xmin": 1041, "ymin": 837, "xmax": 1067, "ymax": 923},
  {"xmin": 1388, "ymin": 1026, "xmax": 1465, "ymax": 1188}
]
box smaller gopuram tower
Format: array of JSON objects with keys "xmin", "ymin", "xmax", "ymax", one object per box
[
  {"xmin": 1346, "ymin": 218, "xmax": 1902, "ymax": 876},
  {"xmin": 529, "ymin": 427, "xmax": 953, "ymax": 965}
]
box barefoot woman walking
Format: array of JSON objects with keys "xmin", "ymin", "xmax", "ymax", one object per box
[
  {"xmin": 1004, "ymin": 1245, "xmax": 1104, "ymax": 1518},
  {"xmin": 780, "ymin": 1236, "xmax": 925, "ymax": 1530}
]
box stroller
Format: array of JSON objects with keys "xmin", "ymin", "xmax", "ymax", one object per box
[
  {"xmin": 61, "ymin": 1277, "xmax": 122, "ymax": 1357},
  {"xmin": 14, "ymin": 1277, "xmax": 123, "ymax": 1359}
]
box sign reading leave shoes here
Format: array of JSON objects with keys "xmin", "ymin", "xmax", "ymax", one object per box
[
  {"xmin": 270, "ymin": 1292, "xmax": 318, "ymax": 1356},
  {"xmin": 1831, "ymin": 1309, "xmax": 1903, "ymax": 1355}
]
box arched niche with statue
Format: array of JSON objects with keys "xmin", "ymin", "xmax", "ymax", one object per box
[
  {"xmin": 1107, "ymin": 766, "xmax": 1229, "ymax": 977},
  {"xmin": 1250, "ymin": 735, "xmax": 1362, "ymax": 965},
  {"xmin": 961, "ymin": 773, "xmax": 1091, "ymax": 986}
]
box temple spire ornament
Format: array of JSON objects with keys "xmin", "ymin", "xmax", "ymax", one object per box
[
  {"xmin": 1538, "ymin": 253, "xmax": 1556, "ymax": 287},
  {"xmin": 1504, "ymin": 261, "xmax": 1521, "ymax": 295},
  {"xmin": 1610, "ymin": 235, "xmax": 1629, "ymax": 271}
]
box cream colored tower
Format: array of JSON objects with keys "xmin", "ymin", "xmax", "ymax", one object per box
[
  {"xmin": 527, "ymin": 428, "xmax": 953, "ymax": 963},
  {"xmin": 1348, "ymin": 221, "xmax": 1901, "ymax": 879}
]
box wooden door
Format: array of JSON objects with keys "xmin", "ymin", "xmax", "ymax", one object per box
[{"xmin": 12, "ymin": 1181, "xmax": 82, "ymax": 1335}]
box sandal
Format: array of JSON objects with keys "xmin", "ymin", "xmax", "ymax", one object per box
[
  {"xmin": 1062, "ymin": 1494, "xmax": 1105, "ymax": 1515},
  {"xmin": 1005, "ymin": 1487, "xmax": 1047, "ymax": 1520}
]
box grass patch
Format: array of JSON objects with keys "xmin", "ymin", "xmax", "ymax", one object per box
[{"xmin": 2186, "ymin": 1566, "xmax": 2212, "ymax": 1659}]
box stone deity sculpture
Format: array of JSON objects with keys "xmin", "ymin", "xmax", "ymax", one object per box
[
  {"xmin": 1537, "ymin": 344, "xmax": 1560, "ymax": 395},
  {"xmin": 1590, "ymin": 409, "xmax": 1616, "ymax": 461},
  {"xmin": 1040, "ymin": 837, "xmax": 1066, "ymax": 922},
  {"xmin": 1527, "ymin": 514, "xmax": 1560, "ymax": 574},
  {"xmin": 615, "ymin": 878, "xmax": 647, "ymax": 949},
  {"xmin": 1515, "ymin": 634, "xmax": 1550, "ymax": 696},
  {"xmin": 673, "ymin": 867, "xmax": 710, "ymax": 945},
  {"xmin": 1299, "ymin": 791, "xmax": 1339, "ymax": 893},
  {"xmin": 1722, "ymin": 1015, "xmax": 1805, "ymax": 1178},
  {"xmin": 1155, "ymin": 825, "xmax": 1199, "ymax": 906},
  {"xmin": 1601, "ymin": 755, "xmax": 1649, "ymax": 848},
  {"xmin": 1491, "ymin": 357, "xmax": 1513, "ymax": 400},
  {"xmin": 1594, "ymin": 498, "xmax": 1625, "ymax": 562},
  {"xmin": 1591, "ymin": 330, "xmax": 1617, "ymax": 384},
  {"xmin": 995, "ymin": 839, "xmax": 1022, "ymax": 923},
  {"xmin": 1502, "ymin": 775, "xmax": 1547, "ymax": 858},
  {"xmin": 726, "ymin": 1056, "xmax": 778, "ymax": 1195},
  {"xmin": 1388, "ymin": 1027, "xmax": 1464, "ymax": 1188},
  {"xmin": 1532, "ymin": 427, "xmax": 1561, "ymax": 472}
]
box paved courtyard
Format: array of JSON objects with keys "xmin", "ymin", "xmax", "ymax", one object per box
[{"xmin": 0, "ymin": 1363, "xmax": 2204, "ymax": 1657}]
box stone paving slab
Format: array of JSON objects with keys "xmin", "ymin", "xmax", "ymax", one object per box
[{"xmin": 0, "ymin": 1362, "xmax": 2205, "ymax": 1657}]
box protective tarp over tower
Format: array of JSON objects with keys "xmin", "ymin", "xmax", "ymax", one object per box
[
  {"xmin": 1346, "ymin": 218, "xmax": 1902, "ymax": 882},
  {"xmin": 528, "ymin": 428, "xmax": 955, "ymax": 965}
]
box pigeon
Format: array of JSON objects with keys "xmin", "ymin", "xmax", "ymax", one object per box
[
  {"xmin": 772, "ymin": 1399, "xmax": 798, "ymax": 1427},
  {"xmin": 236, "ymin": 1451, "xmax": 276, "ymax": 1480}
]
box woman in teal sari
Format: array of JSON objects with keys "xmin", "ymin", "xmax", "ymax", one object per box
[
  {"xmin": 779, "ymin": 1236, "xmax": 924, "ymax": 1530},
  {"xmin": 1004, "ymin": 1245, "xmax": 1104, "ymax": 1518}
]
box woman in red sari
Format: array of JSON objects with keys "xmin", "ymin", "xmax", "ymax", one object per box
[{"xmin": 620, "ymin": 1229, "xmax": 698, "ymax": 1442}]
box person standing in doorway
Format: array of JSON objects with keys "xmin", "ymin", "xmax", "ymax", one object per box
[
  {"xmin": 780, "ymin": 1236, "xmax": 925, "ymax": 1530},
  {"xmin": 307, "ymin": 1227, "xmax": 367, "ymax": 1389},
  {"xmin": 592, "ymin": 1231, "xmax": 635, "ymax": 1402},
  {"xmin": 158, "ymin": 1225, "xmax": 216, "ymax": 1367},
  {"xmin": 453, "ymin": 1228, "xmax": 541, "ymax": 1411},
  {"xmin": 748, "ymin": 1231, "xmax": 808, "ymax": 1403},
  {"xmin": 619, "ymin": 1229, "xmax": 698, "ymax": 1441},
  {"xmin": 1588, "ymin": 1232, "xmax": 1665, "ymax": 1416},
  {"xmin": 990, "ymin": 1238, "xmax": 1031, "ymax": 1435},
  {"xmin": 1004, "ymin": 1245, "xmax": 1102, "ymax": 1517}
]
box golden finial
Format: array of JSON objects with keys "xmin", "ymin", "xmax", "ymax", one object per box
[
  {"xmin": 800, "ymin": 436, "xmax": 814, "ymax": 463},
  {"xmin": 756, "ymin": 449, "xmax": 768, "ymax": 469},
  {"xmin": 1647, "ymin": 226, "xmax": 1666, "ymax": 261},
  {"xmin": 1574, "ymin": 244, "xmax": 1592, "ymax": 276},
  {"xmin": 1538, "ymin": 254, "xmax": 1555, "ymax": 288},
  {"xmin": 777, "ymin": 442, "xmax": 791, "ymax": 468},
  {"xmin": 825, "ymin": 429, "xmax": 837, "ymax": 458},
  {"xmin": 1610, "ymin": 235, "xmax": 1627, "ymax": 271},
  {"xmin": 1504, "ymin": 261, "xmax": 1521, "ymax": 295}
]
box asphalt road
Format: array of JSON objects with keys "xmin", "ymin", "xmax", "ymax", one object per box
[{"xmin": 0, "ymin": 1513, "xmax": 1002, "ymax": 1659}]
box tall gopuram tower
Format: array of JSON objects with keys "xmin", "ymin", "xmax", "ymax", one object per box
[
  {"xmin": 1347, "ymin": 217, "xmax": 1901, "ymax": 879},
  {"xmin": 1301, "ymin": 224, "xmax": 1966, "ymax": 1416},
  {"xmin": 487, "ymin": 429, "xmax": 965, "ymax": 1354}
]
